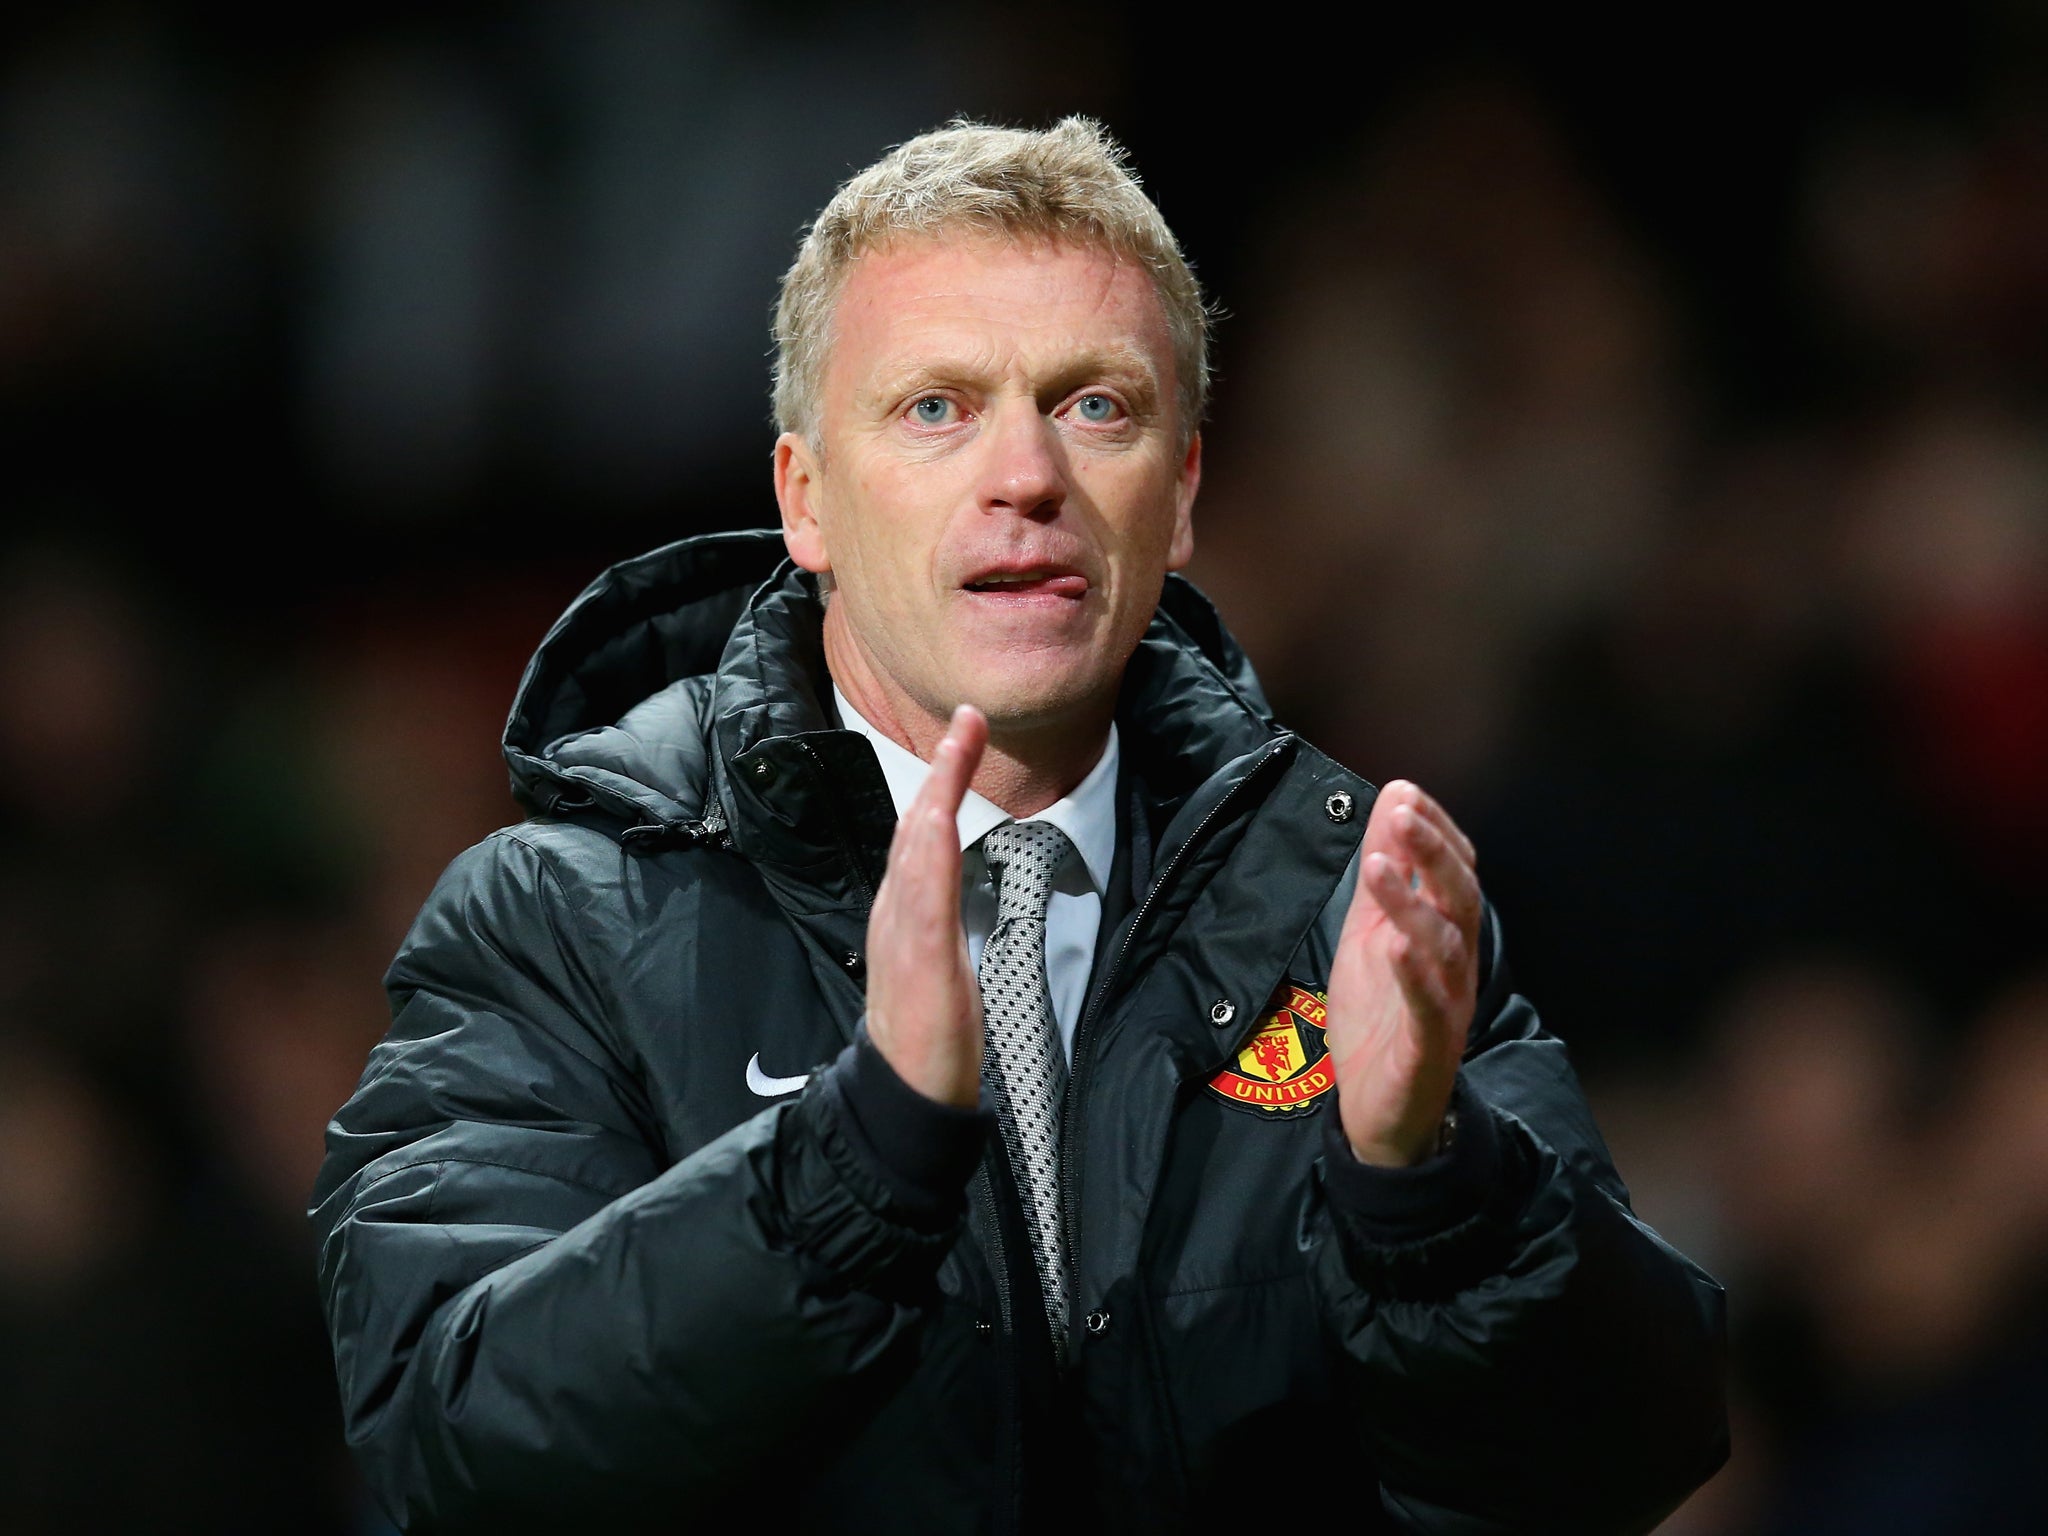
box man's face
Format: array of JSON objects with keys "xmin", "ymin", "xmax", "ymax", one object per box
[{"xmin": 776, "ymin": 234, "xmax": 1200, "ymax": 741}]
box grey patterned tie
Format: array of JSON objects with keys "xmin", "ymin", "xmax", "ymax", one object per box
[{"xmin": 977, "ymin": 820, "xmax": 1073, "ymax": 1359}]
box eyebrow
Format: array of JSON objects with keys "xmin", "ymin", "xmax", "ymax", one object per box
[{"xmin": 861, "ymin": 344, "xmax": 1165, "ymax": 417}]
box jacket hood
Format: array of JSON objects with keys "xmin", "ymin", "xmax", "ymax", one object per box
[{"xmin": 503, "ymin": 528, "xmax": 1277, "ymax": 836}]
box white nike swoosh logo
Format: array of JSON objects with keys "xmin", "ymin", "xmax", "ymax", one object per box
[{"xmin": 745, "ymin": 1054, "xmax": 811, "ymax": 1097}]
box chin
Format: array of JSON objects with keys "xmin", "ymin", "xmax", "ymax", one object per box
[{"xmin": 959, "ymin": 660, "xmax": 1117, "ymax": 738}]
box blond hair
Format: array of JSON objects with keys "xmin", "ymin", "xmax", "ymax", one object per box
[{"xmin": 772, "ymin": 116, "xmax": 1210, "ymax": 445}]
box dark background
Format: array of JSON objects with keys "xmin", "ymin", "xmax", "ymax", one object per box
[{"xmin": 4, "ymin": 5, "xmax": 2046, "ymax": 1531}]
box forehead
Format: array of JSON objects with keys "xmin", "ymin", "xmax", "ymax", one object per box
[{"xmin": 825, "ymin": 234, "xmax": 1173, "ymax": 395}]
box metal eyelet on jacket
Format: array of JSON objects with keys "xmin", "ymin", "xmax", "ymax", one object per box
[
  {"xmin": 1084, "ymin": 1310, "xmax": 1110, "ymax": 1337},
  {"xmin": 1324, "ymin": 789, "xmax": 1354, "ymax": 823},
  {"xmin": 841, "ymin": 950, "xmax": 864, "ymax": 976},
  {"xmin": 749, "ymin": 758, "xmax": 776, "ymax": 784},
  {"xmin": 1209, "ymin": 999, "xmax": 1236, "ymax": 1027}
]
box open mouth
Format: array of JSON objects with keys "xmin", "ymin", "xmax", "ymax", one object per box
[{"xmin": 962, "ymin": 570, "xmax": 1090, "ymax": 598}]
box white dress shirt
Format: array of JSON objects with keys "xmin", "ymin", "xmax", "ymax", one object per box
[{"xmin": 833, "ymin": 687, "xmax": 1118, "ymax": 1063}]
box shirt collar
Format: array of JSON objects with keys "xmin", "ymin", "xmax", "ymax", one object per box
[{"xmin": 833, "ymin": 685, "xmax": 1118, "ymax": 896}]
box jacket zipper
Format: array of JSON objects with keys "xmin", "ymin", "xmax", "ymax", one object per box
[
  {"xmin": 802, "ymin": 734, "xmax": 1023, "ymax": 1518},
  {"xmin": 1055, "ymin": 733, "xmax": 1295, "ymax": 1357},
  {"xmin": 970, "ymin": 1166, "xmax": 1015, "ymax": 1333},
  {"xmin": 968, "ymin": 1161, "xmax": 1024, "ymax": 1530}
]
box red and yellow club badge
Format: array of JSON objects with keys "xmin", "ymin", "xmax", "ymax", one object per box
[{"xmin": 1207, "ymin": 982, "xmax": 1338, "ymax": 1117}]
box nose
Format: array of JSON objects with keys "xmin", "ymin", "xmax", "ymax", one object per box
[{"xmin": 978, "ymin": 398, "xmax": 1068, "ymax": 519}]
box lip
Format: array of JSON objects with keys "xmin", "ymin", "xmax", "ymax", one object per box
[{"xmin": 958, "ymin": 561, "xmax": 1091, "ymax": 601}]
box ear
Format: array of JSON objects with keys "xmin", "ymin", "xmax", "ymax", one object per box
[
  {"xmin": 1166, "ymin": 429, "xmax": 1201, "ymax": 572},
  {"xmin": 774, "ymin": 431, "xmax": 832, "ymax": 575}
]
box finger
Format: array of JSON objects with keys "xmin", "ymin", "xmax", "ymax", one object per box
[
  {"xmin": 1387, "ymin": 927, "xmax": 1456, "ymax": 1026},
  {"xmin": 1379, "ymin": 779, "xmax": 1477, "ymax": 869},
  {"xmin": 1363, "ymin": 848, "xmax": 1435, "ymax": 922},
  {"xmin": 1365, "ymin": 851, "xmax": 1465, "ymax": 978},
  {"xmin": 1390, "ymin": 804, "xmax": 1481, "ymax": 932},
  {"xmin": 1414, "ymin": 791, "xmax": 1477, "ymax": 870},
  {"xmin": 894, "ymin": 813, "xmax": 959, "ymax": 932},
  {"xmin": 919, "ymin": 704, "xmax": 988, "ymax": 821},
  {"xmin": 886, "ymin": 704, "xmax": 987, "ymax": 876},
  {"xmin": 883, "ymin": 771, "xmax": 950, "ymax": 880},
  {"xmin": 914, "ymin": 705, "xmax": 986, "ymax": 885}
]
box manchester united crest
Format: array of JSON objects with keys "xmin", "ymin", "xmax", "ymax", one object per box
[{"xmin": 1206, "ymin": 982, "xmax": 1338, "ymax": 1117}]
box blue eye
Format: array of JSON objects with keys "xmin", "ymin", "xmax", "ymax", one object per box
[
  {"xmin": 1073, "ymin": 394, "xmax": 1118, "ymax": 423},
  {"xmin": 911, "ymin": 397, "xmax": 953, "ymax": 425}
]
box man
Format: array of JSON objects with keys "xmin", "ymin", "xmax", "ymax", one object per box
[{"xmin": 312, "ymin": 118, "xmax": 1727, "ymax": 1534}]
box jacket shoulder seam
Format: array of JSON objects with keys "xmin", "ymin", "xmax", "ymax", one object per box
[{"xmin": 487, "ymin": 825, "xmax": 588, "ymax": 897}]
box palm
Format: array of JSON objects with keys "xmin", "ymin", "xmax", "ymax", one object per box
[
  {"xmin": 1322, "ymin": 782, "xmax": 1482, "ymax": 1167},
  {"xmin": 863, "ymin": 706, "xmax": 989, "ymax": 1107}
]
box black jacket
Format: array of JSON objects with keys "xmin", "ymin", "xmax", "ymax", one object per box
[{"xmin": 311, "ymin": 530, "xmax": 1728, "ymax": 1534}]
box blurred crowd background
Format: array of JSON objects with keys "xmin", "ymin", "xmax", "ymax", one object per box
[{"xmin": 3, "ymin": 4, "xmax": 2046, "ymax": 1531}]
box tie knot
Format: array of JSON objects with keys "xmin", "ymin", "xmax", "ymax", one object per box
[{"xmin": 982, "ymin": 820, "xmax": 1074, "ymax": 923}]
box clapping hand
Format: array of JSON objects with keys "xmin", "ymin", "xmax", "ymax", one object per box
[
  {"xmin": 862, "ymin": 705, "xmax": 988, "ymax": 1108},
  {"xmin": 1323, "ymin": 780, "xmax": 1484, "ymax": 1166}
]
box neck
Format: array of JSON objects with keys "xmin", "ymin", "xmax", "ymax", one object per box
[{"xmin": 823, "ymin": 605, "xmax": 1111, "ymax": 818}]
